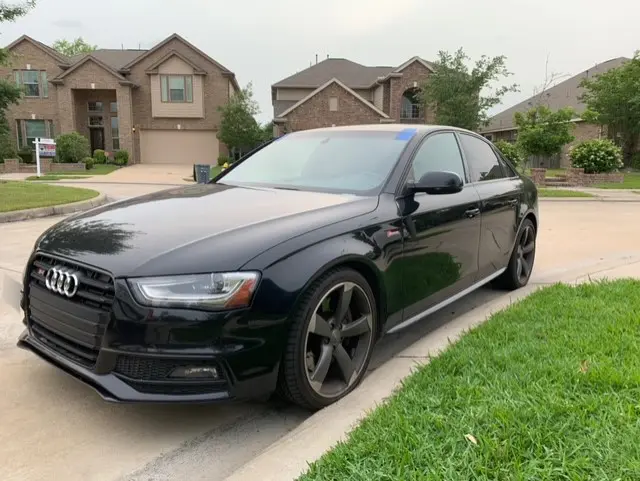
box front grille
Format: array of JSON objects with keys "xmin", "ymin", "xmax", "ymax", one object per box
[
  {"xmin": 27, "ymin": 253, "xmax": 113, "ymax": 368},
  {"xmin": 124, "ymin": 381, "xmax": 227, "ymax": 396},
  {"xmin": 29, "ymin": 253, "xmax": 115, "ymax": 311},
  {"xmin": 115, "ymin": 356, "xmax": 221, "ymax": 381}
]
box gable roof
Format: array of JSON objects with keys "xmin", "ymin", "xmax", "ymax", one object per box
[
  {"xmin": 393, "ymin": 56, "xmax": 436, "ymax": 73},
  {"xmin": 273, "ymin": 58, "xmax": 395, "ymax": 89},
  {"xmin": 482, "ymin": 57, "xmax": 630, "ymax": 133},
  {"xmin": 144, "ymin": 50, "xmax": 206, "ymax": 74},
  {"xmin": 50, "ymin": 54, "xmax": 134, "ymax": 85},
  {"xmin": 6, "ymin": 35, "xmax": 69, "ymax": 64},
  {"xmin": 276, "ymin": 78, "xmax": 390, "ymax": 119}
]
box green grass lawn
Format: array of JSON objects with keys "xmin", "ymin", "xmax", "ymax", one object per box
[
  {"xmin": 211, "ymin": 165, "xmax": 223, "ymax": 177},
  {"xmin": 522, "ymin": 168, "xmax": 566, "ymax": 177},
  {"xmin": 0, "ymin": 181, "xmax": 99, "ymax": 212},
  {"xmin": 25, "ymin": 164, "xmax": 119, "ymax": 181},
  {"xmin": 595, "ymin": 172, "xmax": 640, "ymax": 189},
  {"xmin": 538, "ymin": 188, "xmax": 594, "ymax": 198},
  {"xmin": 300, "ymin": 280, "xmax": 640, "ymax": 481}
]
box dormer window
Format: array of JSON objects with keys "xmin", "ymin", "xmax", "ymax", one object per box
[
  {"xmin": 15, "ymin": 70, "xmax": 48, "ymax": 98},
  {"xmin": 160, "ymin": 75, "xmax": 193, "ymax": 103}
]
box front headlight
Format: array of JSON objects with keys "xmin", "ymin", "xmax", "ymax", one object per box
[{"xmin": 128, "ymin": 272, "xmax": 260, "ymax": 310}]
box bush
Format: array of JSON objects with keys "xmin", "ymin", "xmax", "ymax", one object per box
[
  {"xmin": 217, "ymin": 154, "xmax": 231, "ymax": 166},
  {"xmin": 114, "ymin": 150, "xmax": 129, "ymax": 166},
  {"xmin": 17, "ymin": 147, "xmax": 33, "ymax": 164},
  {"xmin": 570, "ymin": 139, "xmax": 623, "ymax": 173},
  {"xmin": 631, "ymin": 152, "xmax": 640, "ymax": 170},
  {"xmin": 493, "ymin": 140, "xmax": 525, "ymax": 167},
  {"xmin": 83, "ymin": 157, "xmax": 94, "ymax": 170},
  {"xmin": 93, "ymin": 149, "xmax": 107, "ymax": 164},
  {"xmin": 56, "ymin": 132, "xmax": 90, "ymax": 163}
]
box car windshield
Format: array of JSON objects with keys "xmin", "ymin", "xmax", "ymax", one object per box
[{"xmin": 217, "ymin": 129, "xmax": 413, "ymax": 194}]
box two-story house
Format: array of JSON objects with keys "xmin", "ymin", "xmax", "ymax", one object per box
[
  {"xmin": 2, "ymin": 34, "xmax": 239, "ymax": 164},
  {"xmin": 271, "ymin": 56, "xmax": 436, "ymax": 135}
]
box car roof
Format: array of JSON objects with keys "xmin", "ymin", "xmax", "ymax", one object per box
[{"xmin": 295, "ymin": 124, "xmax": 477, "ymax": 135}]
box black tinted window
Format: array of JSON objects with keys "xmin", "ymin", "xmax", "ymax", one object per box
[
  {"xmin": 409, "ymin": 133, "xmax": 465, "ymax": 183},
  {"xmin": 459, "ymin": 134, "xmax": 506, "ymax": 183}
]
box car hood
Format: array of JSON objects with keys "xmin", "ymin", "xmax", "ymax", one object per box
[{"xmin": 36, "ymin": 183, "xmax": 377, "ymax": 277}]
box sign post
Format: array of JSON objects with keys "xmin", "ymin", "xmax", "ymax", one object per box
[{"xmin": 34, "ymin": 138, "xmax": 56, "ymax": 178}]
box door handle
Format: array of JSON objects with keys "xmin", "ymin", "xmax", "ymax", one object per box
[
  {"xmin": 507, "ymin": 199, "xmax": 518, "ymax": 206},
  {"xmin": 465, "ymin": 208, "xmax": 480, "ymax": 218}
]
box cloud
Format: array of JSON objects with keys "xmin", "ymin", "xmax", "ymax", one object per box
[{"xmin": 52, "ymin": 19, "xmax": 83, "ymax": 29}]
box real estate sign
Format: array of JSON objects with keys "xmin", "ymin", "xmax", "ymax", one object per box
[{"xmin": 37, "ymin": 138, "xmax": 56, "ymax": 157}]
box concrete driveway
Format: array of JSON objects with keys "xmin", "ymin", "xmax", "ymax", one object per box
[
  {"xmin": 67, "ymin": 164, "xmax": 195, "ymax": 185},
  {"xmin": 1, "ymin": 200, "xmax": 639, "ymax": 481}
]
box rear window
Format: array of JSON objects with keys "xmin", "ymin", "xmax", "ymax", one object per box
[{"xmin": 219, "ymin": 129, "xmax": 413, "ymax": 194}]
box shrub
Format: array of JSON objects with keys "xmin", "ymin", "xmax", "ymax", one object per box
[
  {"xmin": 56, "ymin": 132, "xmax": 90, "ymax": 163},
  {"xmin": 17, "ymin": 147, "xmax": 33, "ymax": 164},
  {"xmin": 83, "ymin": 157, "xmax": 94, "ymax": 170},
  {"xmin": 93, "ymin": 149, "xmax": 107, "ymax": 164},
  {"xmin": 217, "ymin": 154, "xmax": 232, "ymax": 166},
  {"xmin": 631, "ymin": 152, "xmax": 640, "ymax": 170},
  {"xmin": 114, "ymin": 149, "xmax": 129, "ymax": 166},
  {"xmin": 493, "ymin": 140, "xmax": 525, "ymax": 167},
  {"xmin": 569, "ymin": 139, "xmax": 623, "ymax": 173}
]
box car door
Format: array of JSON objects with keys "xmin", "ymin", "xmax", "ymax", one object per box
[
  {"xmin": 457, "ymin": 133, "xmax": 524, "ymax": 280},
  {"xmin": 388, "ymin": 131, "xmax": 482, "ymax": 331}
]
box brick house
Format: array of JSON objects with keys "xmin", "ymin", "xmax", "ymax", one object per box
[
  {"xmin": 479, "ymin": 57, "xmax": 629, "ymax": 168},
  {"xmin": 1, "ymin": 34, "xmax": 240, "ymax": 165},
  {"xmin": 271, "ymin": 57, "xmax": 436, "ymax": 135}
]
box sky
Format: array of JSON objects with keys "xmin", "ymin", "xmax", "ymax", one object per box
[{"xmin": 2, "ymin": 0, "xmax": 638, "ymax": 124}]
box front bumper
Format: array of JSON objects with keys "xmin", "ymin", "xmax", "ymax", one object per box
[{"xmin": 18, "ymin": 329, "xmax": 279, "ymax": 403}]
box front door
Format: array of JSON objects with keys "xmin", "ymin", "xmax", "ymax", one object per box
[
  {"xmin": 388, "ymin": 131, "xmax": 482, "ymax": 331},
  {"xmin": 90, "ymin": 128, "xmax": 105, "ymax": 153},
  {"xmin": 457, "ymin": 133, "xmax": 523, "ymax": 279}
]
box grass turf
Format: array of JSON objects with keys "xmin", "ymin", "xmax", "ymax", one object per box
[
  {"xmin": 25, "ymin": 164, "xmax": 119, "ymax": 180},
  {"xmin": 300, "ymin": 280, "xmax": 640, "ymax": 481},
  {"xmin": 595, "ymin": 172, "xmax": 640, "ymax": 189},
  {"xmin": 0, "ymin": 181, "xmax": 99, "ymax": 212},
  {"xmin": 538, "ymin": 188, "xmax": 593, "ymax": 198}
]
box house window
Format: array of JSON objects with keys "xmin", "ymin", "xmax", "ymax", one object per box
[
  {"xmin": 329, "ymin": 97, "xmax": 338, "ymax": 111},
  {"xmin": 16, "ymin": 119, "xmax": 54, "ymax": 148},
  {"xmin": 401, "ymin": 88, "xmax": 422, "ymax": 119},
  {"xmin": 110, "ymin": 102, "xmax": 118, "ymax": 113},
  {"xmin": 160, "ymin": 75, "xmax": 193, "ymax": 103},
  {"xmin": 88, "ymin": 116, "xmax": 104, "ymax": 127},
  {"xmin": 15, "ymin": 70, "xmax": 48, "ymax": 98},
  {"xmin": 111, "ymin": 117, "xmax": 120, "ymax": 150},
  {"xmin": 88, "ymin": 101, "xmax": 104, "ymax": 112}
]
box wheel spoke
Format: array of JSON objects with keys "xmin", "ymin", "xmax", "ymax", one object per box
[
  {"xmin": 521, "ymin": 257, "xmax": 531, "ymax": 277},
  {"xmin": 341, "ymin": 314, "xmax": 371, "ymax": 338},
  {"xmin": 516, "ymin": 258, "xmax": 523, "ymax": 279},
  {"xmin": 309, "ymin": 313, "xmax": 332, "ymax": 338},
  {"xmin": 520, "ymin": 227, "xmax": 530, "ymax": 247},
  {"xmin": 522, "ymin": 241, "xmax": 535, "ymax": 255},
  {"xmin": 333, "ymin": 345, "xmax": 356, "ymax": 384},
  {"xmin": 309, "ymin": 344, "xmax": 333, "ymax": 386},
  {"xmin": 334, "ymin": 283, "xmax": 354, "ymax": 322}
]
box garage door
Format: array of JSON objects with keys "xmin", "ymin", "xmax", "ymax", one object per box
[{"xmin": 140, "ymin": 130, "xmax": 219, "ymax": 164}]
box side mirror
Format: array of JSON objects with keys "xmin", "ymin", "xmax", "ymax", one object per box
[{"xmin": 409, "ymin": 171, "xmax": 464, "ymax": 195}]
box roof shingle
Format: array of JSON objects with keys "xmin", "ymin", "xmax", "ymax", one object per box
[{"xmin": 273, "ymin": 58, "xmax": 394, "ymax": 89}]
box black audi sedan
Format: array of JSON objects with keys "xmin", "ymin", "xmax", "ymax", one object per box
[{"xmin": 18, "ymin": 124, "xmax": 538, "ymax": 410}]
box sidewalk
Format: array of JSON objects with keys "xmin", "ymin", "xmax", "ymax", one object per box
[{"xmin": 224, "ymin": 255, "xmax": 640, "ymax": 481}]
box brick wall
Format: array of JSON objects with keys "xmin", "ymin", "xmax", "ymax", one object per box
[
  {"xmin": 561, "ymin": 122, "xmax": 604, "ymax": 167},
  {"xmin": 389, "ymin": 61, "xmax": 433, "ymax": 122},
  {"xmin": 532, "ymin": 167, "xmax": 624, "ymax": 186},
  {"xmin": 283, "ymin": 83, "xmax": 385, "ymax": 131},
  {"xmin": 0, "ymin": 158, "xmax": 85, "ymax": 173}
]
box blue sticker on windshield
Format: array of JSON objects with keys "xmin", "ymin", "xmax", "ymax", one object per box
[{"xmin": 395, "ymin": 128, "xmax": 417, "ymax": 141}]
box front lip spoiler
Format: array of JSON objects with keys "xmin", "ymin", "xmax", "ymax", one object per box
[{"xmin": 17, "ymin": 329, "xmax": 233, "ymax": 404}]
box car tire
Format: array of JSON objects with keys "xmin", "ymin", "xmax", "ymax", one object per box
[
  {"xmin": 493, "ymin": 218, "xmax": 537, "ymax": 291},
  {"xmin": 277, "ymin": 268, "xmax": 378, "ymax": 410}
]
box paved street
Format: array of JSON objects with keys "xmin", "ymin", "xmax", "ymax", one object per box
[{"xmin": 1, "ymin": 199, "xmax": 639, "ymax": 480}]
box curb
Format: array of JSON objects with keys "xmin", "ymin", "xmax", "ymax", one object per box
[
  {"xmin": 0, "ymin": 193, "xmax": 108, "ymax": 223},
  {"xmin": 540, "ymin": 197, "xmax": 640, "ymax": 203}
]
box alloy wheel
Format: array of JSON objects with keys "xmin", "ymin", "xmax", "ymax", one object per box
[
  {"xmin": 515, "ymin": 224, "xmax": 535, "ymax": 283},
  {"xmin": 303, "ymin": 282, "xmax": 374, "ymax": 398}
]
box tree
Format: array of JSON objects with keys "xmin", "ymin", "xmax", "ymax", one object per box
[
  {"xmin": 514, "ymin": 106, "xmax": 575, "ymax": 159},
  {"xmin": 580, "ymin": 52, "xmax": 640, "ymax": 166},
  {"xmin": 52, "ymin": 37, "xmax": 96, "ymax": 56},
  {"xmin": 0, "ymin": 0, "xmax": 36, "ymax": 157},
  {"xmin": 419, "ymin": 48, "xmax": 518, "ymax": 131},
  {"xmin": 218, "ymin": 83, "xmax": 263, "ymax": 157}
]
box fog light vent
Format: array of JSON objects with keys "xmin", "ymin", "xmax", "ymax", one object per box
[{"xmin": 169, "ymin": 366, "xmax": 219, "ymax": 379}]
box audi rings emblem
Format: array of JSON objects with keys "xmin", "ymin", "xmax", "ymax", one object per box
[{"xmin": 45, "ymin": 268, "xmax": 80, "ymax": 298}]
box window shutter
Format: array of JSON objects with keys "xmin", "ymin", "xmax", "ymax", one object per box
[
  {"xmin": 185, "ymin": 76, "xmax": 193, "ymax": 102},
  {"xmin": 160, "ymin": 76, "xmax": 168, "ymax": 102},
  {"xmin": 41, "ymin": 71, "xmax": 48, "ymax": 98}
]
